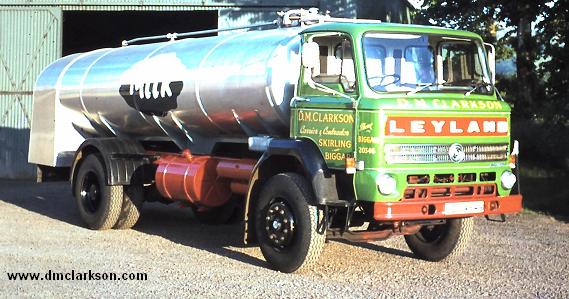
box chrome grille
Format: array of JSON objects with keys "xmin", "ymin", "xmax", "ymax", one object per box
[{"xmin": 384, "ymin": 143, "xmax": 508, "ymax": 164}]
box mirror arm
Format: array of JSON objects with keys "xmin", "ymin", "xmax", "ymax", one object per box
[{"xmin": 484, "ymin": 42, "xmax": 496, "ymax": 84}]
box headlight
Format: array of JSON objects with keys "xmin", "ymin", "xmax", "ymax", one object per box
[
  {"xmin": 376, "ymin": 174, "xmax": 397, "ymax": 195},
  {"xmin": 501, "ymin": 171, "xmax": 517, "ymax": 189}
]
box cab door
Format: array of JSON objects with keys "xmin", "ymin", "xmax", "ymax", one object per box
[{"xmin": 290, "ymin": 32, "xmax": 359, "ymax": 170}]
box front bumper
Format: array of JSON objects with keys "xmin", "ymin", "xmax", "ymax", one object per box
[{"xmin": 373, "ymin": 194, "xmax": 522, "ymax": 221}]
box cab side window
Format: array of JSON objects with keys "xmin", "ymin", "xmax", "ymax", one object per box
[{"xmin": 310, "ymin": 35, "xmax": 356, "ymax": 93}]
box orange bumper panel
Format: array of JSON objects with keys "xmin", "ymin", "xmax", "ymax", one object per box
[{"xmin": 373, "ymin": 194, "xmax": 522, "ymax": 221}]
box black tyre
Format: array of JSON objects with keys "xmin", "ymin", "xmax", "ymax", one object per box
[
  {"xmin": 193, "ymin": 195, "xmax": 243, "ymax": 225},
  {"xmin": 74, "ymin": 154, "xmax": 122, "ymax": 230},
  {"xmin": 114, "ymin": 184, "xmax": 144, "ymax": 229},
  {"xmin": 404, "ymin": 217, "xmax": 474, "ymax": 262},
  {"xmin": 254, "ymin": 173, "xmax": 325, "ymax": 273}
]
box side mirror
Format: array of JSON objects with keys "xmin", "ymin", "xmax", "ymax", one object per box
[
  {"xmin": 484, "ymin": 42, "xmax": 496, "ymax": 84},
  {"xmin": 301, "ymin": 41, "xmax": 320, "ymax": 70}
]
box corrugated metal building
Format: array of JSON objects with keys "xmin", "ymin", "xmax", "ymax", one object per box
[{"xmin": 1, "ymin": 0, "xmax": 347, "ymax": 179}]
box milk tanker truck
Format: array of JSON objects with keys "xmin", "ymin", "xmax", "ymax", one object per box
[{"xmin": 29, "ymin": 9, "xmax": 522, "ymax": 272}]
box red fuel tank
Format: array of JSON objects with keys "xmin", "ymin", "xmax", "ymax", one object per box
[{"xmin": 155, "ymin": 151, "xmax": 255, "ymax": 208}]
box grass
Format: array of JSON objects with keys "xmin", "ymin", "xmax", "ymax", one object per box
[{"xmin": 518, "ymin": 161, "xmax": 569, "ymax": 221}]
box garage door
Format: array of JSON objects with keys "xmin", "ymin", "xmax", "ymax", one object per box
[{"xmin": 0, "ymin": 7, "xmax": 61, "ymax": 178}]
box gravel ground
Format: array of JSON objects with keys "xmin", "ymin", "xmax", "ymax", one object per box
[{"xmin": 1, "ymin": 180, "xmax": 568, "ymax": 298}]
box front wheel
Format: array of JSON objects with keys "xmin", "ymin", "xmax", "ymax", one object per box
[
  {"xmin": 254, "ymin": 173, "xmax": 325, "ymax": 273},
  {"xmin": 404, "ymin": 217, "xmax": 474, "ymax": 262}
]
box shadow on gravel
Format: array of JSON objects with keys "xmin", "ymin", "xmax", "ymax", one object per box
[
  {"xmin": 332, "ymin": 239, "xmax": 415, "ymax": 259},
  {"xmin": 0, "ymin": 180, "xmax": 83, "ymax": 227},
  {"xmin": 0, "ymin": 180, "xmax": 267, "ymax": 270},
  {"xmin": 134, "ymin": 203, "xmax": 267, "ymax": 269}
]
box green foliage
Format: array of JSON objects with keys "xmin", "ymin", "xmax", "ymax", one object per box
[{"xmin": 415, "ymin": 1, "xmax": 502, "ymax": 56}]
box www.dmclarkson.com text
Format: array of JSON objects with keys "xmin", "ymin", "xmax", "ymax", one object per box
[{"xmin": 6, "ymin": 270, "xmax": 147, "ymax": 281}]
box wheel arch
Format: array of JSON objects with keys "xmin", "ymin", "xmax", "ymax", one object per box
[
  {"xmin": 243, "ymin": 138, "xmax": 339, "ymax": 244},
  {"xmin": 70, "ymin": 138, "xmax": 150, "ymax": 193}
]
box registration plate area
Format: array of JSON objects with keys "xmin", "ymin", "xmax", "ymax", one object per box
[{"xmin": 443, "ymin": 201, "xmax": 484, "ymax": 215}]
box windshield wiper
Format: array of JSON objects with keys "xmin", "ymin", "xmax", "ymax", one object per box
[
  {"xmin": 407, "ymin": 81, "xmax": 446, "ymax": 95},
  {"xmin": 464, "ymin": 81, "xmax": 492, "ymax": 97}
]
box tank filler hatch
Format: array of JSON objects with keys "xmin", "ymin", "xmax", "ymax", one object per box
[
  {"xmin": 121, "ymin": 9, "xmax": 381, "ymax": 46},
  {"xmin": 277, "ymin": 8, "xmax": 382, "ymax": 27}
]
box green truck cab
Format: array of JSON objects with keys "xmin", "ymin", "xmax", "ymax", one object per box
[{"xmin": 279, "ymin": 21, "xmax": 521, "ymax": 269}]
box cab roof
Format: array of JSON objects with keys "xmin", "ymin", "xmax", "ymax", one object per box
[{"xmin": 300, "ymin": 21, "xmax": 482, "ymax": 41}]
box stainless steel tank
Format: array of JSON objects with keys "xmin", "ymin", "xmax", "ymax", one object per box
[{"xmin": 33, "ymin": 27, "xmax": 303, "ymax": 157}]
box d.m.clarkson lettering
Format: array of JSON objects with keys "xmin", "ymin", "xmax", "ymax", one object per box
[
  {"xmin": 396, "ymin": 98, "xmax": 504, "ymax": 110},
  {"xmin": 298, "ymin": 110, "xmax": 354, "ymax": 124}
]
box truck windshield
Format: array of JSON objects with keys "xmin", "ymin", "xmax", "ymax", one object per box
[{"xmin": 363, "ymin": 32, "xmax": 492, "ymax": 95}]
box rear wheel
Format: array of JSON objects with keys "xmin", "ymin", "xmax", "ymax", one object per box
[
  {"xmin": 254, "ymin": 173, "xmax": 325, "ymax": 273},
  {"xmin": 74, "ymin": 154, "xmax": 122, "ymax": 230},
  {"xmin": 404, "ymin": 217, "xmax": 474, "ymax": 261},
  {"xmin": 114, "ymin": 184, "xmax": 144, "ymax": 229}
]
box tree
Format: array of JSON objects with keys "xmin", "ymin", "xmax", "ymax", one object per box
[
  {"xmin": 498, "ymin": 1, "xmax": 544, "ymax": 110},
  {"xmin": 414, "ymin": 1, "xmax": 497, "ymax": 41},
  {"xmin": 536, "ymin": 0, "xmax": 569, "ymax": 125}
]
